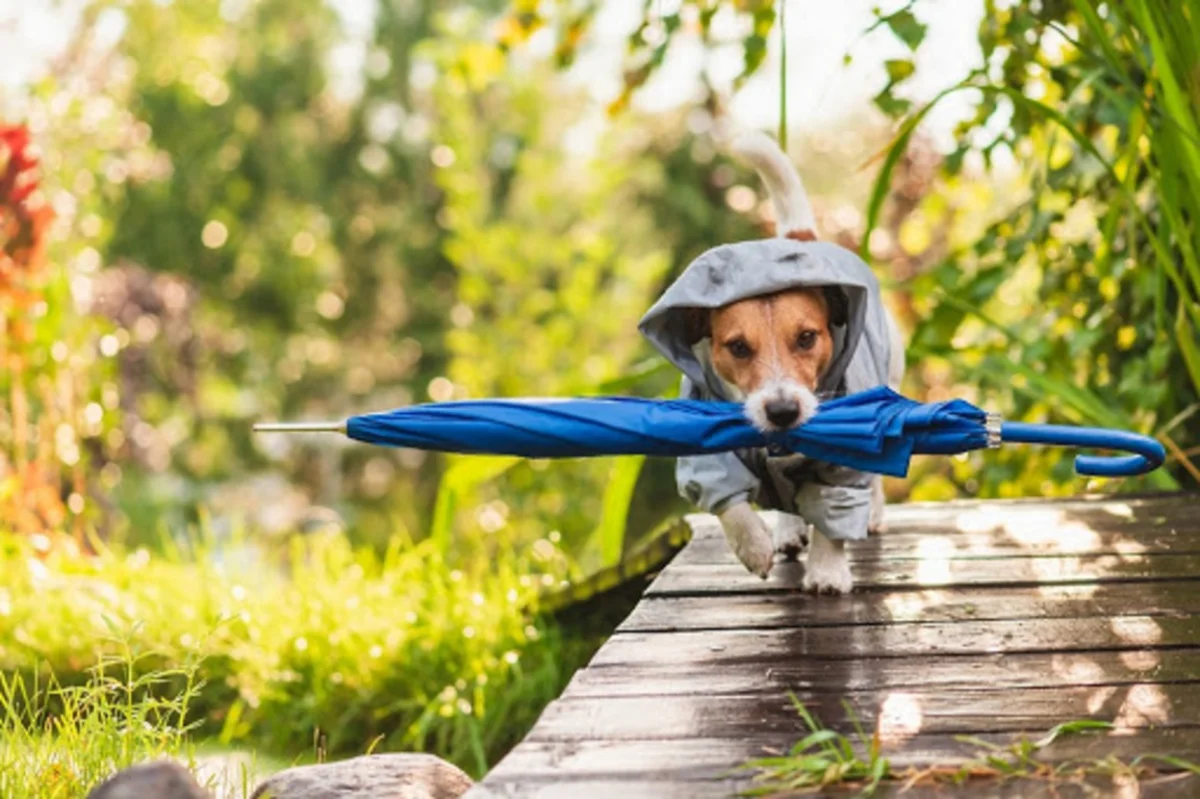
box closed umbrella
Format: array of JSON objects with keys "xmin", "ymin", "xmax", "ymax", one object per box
[{"xmin": 253, "ymin": 386, "xmax": 1164, "ymax": 478}]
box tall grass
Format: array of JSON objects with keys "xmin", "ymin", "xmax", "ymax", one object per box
[
  {"xmin": 0, "ymin": 522, "xmax": 584, "ymax": 778},
  {"xmin": 0, "ymin": 625, "xmax": 225, "ymax": 799}
]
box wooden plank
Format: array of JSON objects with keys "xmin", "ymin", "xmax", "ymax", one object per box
[
  {"xmin": 646, "ymin": 553, "xmax": 1200, "ymax": 596},
  {"xmin": 675, "ymin": 495, "xmax": 1200, "ymax": 566},
  {"xmin": 876, "ymin": 492, "xmax": 1196, "ymax": 517},
  {"xmin": 620, "ymin": 581, "xmax": 1200, "ymax": 632},
  {"xmin": 677, "ymin": 519, "xmax": 1200, "ymax": 566},
  {"xmin": 875, "ymin": 775, "xmax": 1200, "ymax": 799},
  {"xmin": 563, "ymin": 648, "xmax": 1200, "ymax": 698},
  {"xmin": 466, "ymin": 777, "xmax": 746, "ymax": 798},
  {"xmin": 590, "ymin": 616, "xmax": 1200, "ymax": 666},
  {"xmin": 479, "ymin": 729, "xmax": 1200, "ymax": 783},
  {"xmin": 522, "ymin": 683, "xmax": 1200, "ymax": 742},
  {"xmin": 469, "ymin": 774, "xmax": 1200, "ymax": 799}
]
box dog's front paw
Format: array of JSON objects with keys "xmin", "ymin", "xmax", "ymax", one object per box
[
  {"xmin": 804, "ymin": 531, "xmax": 852, "ymax": 595},
  {"xmin": 803, "ymin": 557, "xmax": 852, "ymax": 595},
  {"xmin": 772, "ymin": 514, "xmax": 808, "ymax": 562},
  {"xmin": 717, "ymin": 503, "xmax": 775, "ymax": 579}
]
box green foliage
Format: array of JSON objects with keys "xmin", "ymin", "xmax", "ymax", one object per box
[
  {"xmin": 0, "ymin": 525, "xmax": 584, "ymax": 778},
  {"xmin": 742, "ymin": 695, "xmax": 888, "ymax": 797},
  {"xmin": 0, "ymin": 626, "xmax": 223, "ymax": 799},
  {"xmin": 866, "ymin": 0, "xmax": 1200, "ymax": 493},
  {"xmin": 418, "ymin": 13, "xmax": 761, "ymax": 571}
]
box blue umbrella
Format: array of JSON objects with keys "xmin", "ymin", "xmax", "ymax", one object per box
[{"xmin": 253, "ymin": 386, "xmax": 1165, "ymax": 478}]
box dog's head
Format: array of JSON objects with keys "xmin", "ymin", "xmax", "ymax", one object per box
[{"xmin": 686, "ymin": 283, "xmax": 848, "ymax": 432}]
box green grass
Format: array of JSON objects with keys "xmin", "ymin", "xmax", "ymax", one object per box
[
  {"xmin": 743, "ymin": 696, "xmax": 1200, "ymax": 797},
  {"xmin": 0, "ymin": 626, "xmax": 242, "ymax": 799},
  {"xmin": 0, "ymin": 525, "xmax": 592, "ymax": 781}
]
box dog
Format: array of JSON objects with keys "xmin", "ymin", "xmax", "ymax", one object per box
[{"xmin": 638, "ymin": 131, "xmax": 905, "ymax": 595}]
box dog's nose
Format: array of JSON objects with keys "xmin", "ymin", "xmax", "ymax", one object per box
[{"xmin": 764, "ymin": 398, "xmax": 801, "ymax": 428}]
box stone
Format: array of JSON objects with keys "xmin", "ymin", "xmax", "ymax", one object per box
[
  {"xmin": 250, "ymin": 753, "xmax": 474, "ymax": 799},
  {"xmin": 86, "ymin": 760, "xmax": 212, "ymax": 799}
]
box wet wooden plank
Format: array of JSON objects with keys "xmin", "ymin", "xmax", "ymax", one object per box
[
  {"xmin": 622, "ymin": 580, "xmax": 1200, "ymax": 632},
  {"xmin": 523, "ymin": 683, "xmax": 1200, "ymax": 742},
  {"xmin": 471, "ymin": 775, "xmax": 1199, "ymax": 799},
  {"xmin": 647, "ymin": 552, "xmax": 1200, "ymax": 596},
  {"xmin": 480, "ymin": 729, "xmax": 1200, "ymax": 784},
  {"xmin": 590, "ymin": 616, "xmax": 1200, "ymax": 667},
  {"xmin": 677, "ymin": 510, "xmax": 1200, "ymax": 565},
  {"xmin": 468, "ymin": 778, "xmax": 745, "ymax": 798},
  {"xmin": 563, "ymin": 647, "xmax": 1200, "ymax": 698},
  {"xmin": 878, "ymin": 492, "xmax": 1196, "ymax": 518}
]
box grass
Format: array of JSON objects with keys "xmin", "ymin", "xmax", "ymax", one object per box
[
  {"xmin": 0, "ymin": 623, "xmax": 242, "ymax": 799},
  {"xmin": 0, "ymin": 524, "xmax": 596, "ymax": 780},
  {"xmin": 742, "ymin": 695, "xmax": 1200, "ymax": 797}
]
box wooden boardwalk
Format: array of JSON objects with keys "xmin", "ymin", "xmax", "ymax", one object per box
[{"xmin": 470, "ymin": 493, "xmax": 1200, "ymax": 797}]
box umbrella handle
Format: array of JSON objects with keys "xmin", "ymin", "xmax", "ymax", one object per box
[{"xmin": 999, "ymin": 422, "xmax": 1166, "ymax": 477}]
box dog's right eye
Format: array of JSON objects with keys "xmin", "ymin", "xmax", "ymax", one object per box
[{"xmin": 724, "ymin": 339, "xmax": 753, "ymax": 360}]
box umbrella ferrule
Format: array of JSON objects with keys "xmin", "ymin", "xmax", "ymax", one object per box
[
  {"xmin": 253, "ymin": 421, "xmax": 347, "ymax": 434},
  {"xmin": 985, "ymin": 413, "xmax": 1003, "ymax": 448}
]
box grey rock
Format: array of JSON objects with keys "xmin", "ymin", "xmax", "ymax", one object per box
[
  {"xmin": 86, "ymin": 760, "xmax": 212, "ymax": 799},
  {"xmin": 251, "ymin": 754, "xmax": 473, "ymax": 799}
]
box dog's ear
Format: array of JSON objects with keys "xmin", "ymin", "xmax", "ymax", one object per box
[
  {"xmin": 822, "ymin": 287, "xmax": 849, "ymax": 328},
  {"xmin": 682, "ymin": 307, "xmax": 712, "ymax": 346}
]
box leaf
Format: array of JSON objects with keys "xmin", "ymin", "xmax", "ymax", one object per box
[
  {"xmin": 1131, "ymin": 753, "xmax": 1200, "ymax": 774},
  {"xmin": 884, "ymin": 59, "xmax": 915, "ymax": 82},
  {"xmin": 1175, "ymin": 307, "xmax": 1200, "ymax": 401},
  {"xmin": 872, "ymin": 89, "xmax": 912, "ymax": 118},
  {"xmin": 1033, "ymin": 719, "xmax": 1113, "ymax": 748},
  {"xmin": 583, "ymin": 455, "xmax": 645, "ymax": 568},
  {"xmin": 886, "ymin": 8, "xmax": 927, "ymax": 50},
  {"xmin": 429, "ymin": 455, "xmax": 520, "ymax": 548},
  {"xmin": 791, "ymin": 729, "xmax": 844, "ymax": 753}
]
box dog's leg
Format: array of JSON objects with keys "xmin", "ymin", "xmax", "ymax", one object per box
[
  {"xmin": 868, "ymin": 476, "xmax": 887, "ymax": 533},
  {"xmin": 772, "ymin": 512, "xmax": 809, "ymax": 561},
  {"xmin": 804, "ymin": 527, "xmax": 852, "ymax": 595},
  {"xmin": 717, "ymin": 502, "xmax": 774, "ymax": 579}
]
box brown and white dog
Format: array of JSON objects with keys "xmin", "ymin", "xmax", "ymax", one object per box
[{"xmin": 697, "ymin": 132, "xmax": 906, "ymax": 593}]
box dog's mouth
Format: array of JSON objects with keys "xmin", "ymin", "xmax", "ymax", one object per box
[{"xmin": 744, "ymin": 381, "xmax": 820, "ymax": 432}]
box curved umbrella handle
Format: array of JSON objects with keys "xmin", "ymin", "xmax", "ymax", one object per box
[{"xmin": 1000, "ymin": 422, "xmax": 1166, "ymax": 477}]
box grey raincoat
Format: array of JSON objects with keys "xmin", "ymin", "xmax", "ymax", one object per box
[{"xmin": 638, "ymin": 239, "xmax": 894, "ymax": 542}]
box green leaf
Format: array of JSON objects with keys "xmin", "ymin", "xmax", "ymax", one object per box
[
  {"xmin": 872, "ymin": 89, "xmax": 912, "ymax": 118},
  {"xmin": 1131, "ymin": 754, "xmax": 1200, "ymax": 774},
  {"xmin": 1033, "ymin": 719, "xmax": 1113, "ymax": 748},
  {"xmin": 430, "ymin": 455, "xmax": 520, "ymax": 548},
  {"xmin": 884, "ymin": 59, "xmax": 915, "ymax": 82},
  {"xmin": 584, "ymin": 456, "xmax": 646, "ymax": 568},
  {"xmin": 792, "ymin": 729, "xmax": 844, "ymax": 753},
  {"xmin": 886, "ymin": 8, "xmax": 927, "ymax": 50}
]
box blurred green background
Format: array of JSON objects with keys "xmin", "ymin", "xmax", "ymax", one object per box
[{"xmin": 1, "ymin": 0, "xmax": 1197, "ymax": 792}]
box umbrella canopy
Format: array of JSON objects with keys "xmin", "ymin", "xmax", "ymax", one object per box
[{"xmin": 254, "ymin": 386, "xmax": 1164, "ymax": 478}]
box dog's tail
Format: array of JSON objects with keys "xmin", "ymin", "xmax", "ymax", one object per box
[{"xmin": 730, "ymin": 130, "xmax": 817, "ymax": 240}]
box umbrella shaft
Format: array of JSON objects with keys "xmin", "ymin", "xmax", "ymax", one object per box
[{"xmin": 254, "ymin": 421, "xmax": 347, "ymax": 434}]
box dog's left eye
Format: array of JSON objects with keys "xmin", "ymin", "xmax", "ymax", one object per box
[{"xmin": 795, "ymin": 330, "xmax": 818, "ymax": 351}]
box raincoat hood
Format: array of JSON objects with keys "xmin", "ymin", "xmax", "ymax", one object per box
[
  {"xmin": 638, "ymin": 238, "xmax": 897, "ymax": 542},
  {"xmin": 638, "ymin": 239, "xmax": 881, "ymax": 400}
]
